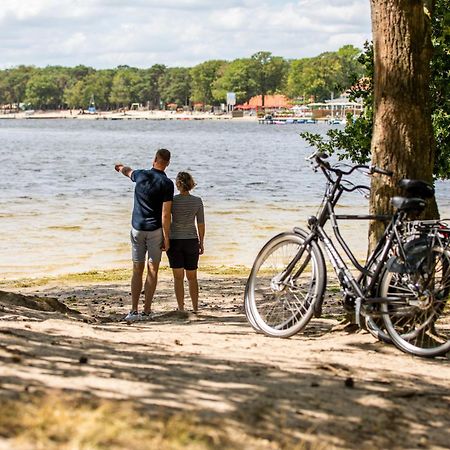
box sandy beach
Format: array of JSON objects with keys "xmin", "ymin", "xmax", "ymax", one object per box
[
  {"xmin": 0, "ymin": 269, "xmax": 449, "ymax": 449},
  {"xmin": 1, "ymin": 113, "xmax": 449, "ymax": 449}
]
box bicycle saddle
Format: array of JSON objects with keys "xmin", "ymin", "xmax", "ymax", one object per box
[
  {"xmin": 399, "ymin": 179, "xmax": 434, "ymax": 198},
  {"xmin": 391, "ymin": 196, "xmax": 426, "ymax": 212}
]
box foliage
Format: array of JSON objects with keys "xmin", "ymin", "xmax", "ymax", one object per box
[
  {"xmin": 0, "ymin": 45, "xmax": 364, "ymax": 111},
  {"xmin": 63, "ymin": 70, "xmax": 114, "ymax": 109},
  {"xmin": 24, "ymin": 70, "xmax": 67, "ymax": 109},
  {"xmin": 134, "ymin": 64, "xmax": 167, "ymax": 109},
  {"xmin": 190, "ymin": 60, "xmax": 227, "ymax": 107},
  {"xmin": 212, "ymin": 58, "xmax": 258, "ymax": 103},
  {"xmin": 301, "ymin": 2, "xmax": 450, "ymax": 180},
  {"xmin": 159, "ymin": 67, "xmax": 192, "ymax": 106},
  {"xmin": 0, "ymin": 65, "xmax": 35, "ymax": 106},
  {"xmin": 249, "ymin": 51, "xmax": 289, "ymax": 105},
  {"xmin": 109, "ymin": 67, "xmax": 141, "ymax": 107},
  {"xmin": 300, "ymin": 41, "xmax": 373, "ymax": 164},
  {"xmin": 286, "ymin": 45, "xmax": 363, "ymax": 102},
  {"xmin": 430, "ymin": 0, "xmax": 450, "ymax": 179}
]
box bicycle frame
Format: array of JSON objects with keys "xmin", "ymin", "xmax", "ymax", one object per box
[{"xmin": 279, "ymin": 160, "xmax": 410, "ymax": 322}]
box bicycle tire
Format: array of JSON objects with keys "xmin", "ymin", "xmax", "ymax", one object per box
[
  {"xmin": 245, "ymin": 231, "xmax": 326, "ymax": 338},
  {"xmin": 363, "ymin": 254, "xmax": 393, "ymax": 344},
  {"xmin": 380, "ymin": 244, "xmax": 450, "ymax": 357},
  {"xmin": 365, "ymin": 315, "xmax": 392, "ymax": 343},
  {"xmin": 244, "ymin": 279, "xmax": 262, "ymax": 332},
  {"xmin": 244, "ymin": 227, "xmax": 311, "ymax": 333}
]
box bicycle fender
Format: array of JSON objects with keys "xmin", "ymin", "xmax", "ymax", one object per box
[
  {"xmin": 293, "ymin": 226, "xmax": 310, "ymax": 238},
  {"xmin": 387, "ymin": 237, "xmax": 430, "ymax": 273}
]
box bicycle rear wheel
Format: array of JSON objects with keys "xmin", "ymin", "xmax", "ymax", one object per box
[
  {"xmin": 362, "ymin": 253, "xmax": 393, "ymax": 344},
  {"xmin": 380, "ymin": 245, "xmax": 450, "ymax": 357},
  {"xmin": 245, "ymin": 231, "xmax": 326, "ymax": 337}
]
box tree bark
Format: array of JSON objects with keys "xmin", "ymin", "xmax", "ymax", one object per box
[{"xmin": 369, "ymin": 0, "xmax": 437, "ymax": 247}]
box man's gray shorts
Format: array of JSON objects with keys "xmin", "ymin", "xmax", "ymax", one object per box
[{"xmin": 130, "ymin": 227, "xmax": 163, "ymax": 264}]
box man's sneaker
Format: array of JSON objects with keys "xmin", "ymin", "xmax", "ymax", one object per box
[{"xmin": 124, "ymin": 310, "xmax": 139, "ymax": 322}]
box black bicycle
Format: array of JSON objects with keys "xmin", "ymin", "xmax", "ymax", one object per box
[{"xmin": 244, "ymin": 151, "xmax": 450, "ymax": 357}]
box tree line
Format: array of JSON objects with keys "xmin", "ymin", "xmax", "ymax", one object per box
[{"xmin": 0, "ymin": 46, "xmax": 363, "ymax": 111}]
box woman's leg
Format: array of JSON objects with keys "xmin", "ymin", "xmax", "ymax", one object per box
[
  {"xmin": 172, "ymin": 268, "xmax": 185, "ymax": 311},
  {"xmin": 186, "ymin": 269, "xmax": 199, "ymax": 312}
]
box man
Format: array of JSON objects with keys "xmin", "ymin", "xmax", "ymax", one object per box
[{"xmin": 115, "ymin": 148, "xmax": 174, "ymax": 321}]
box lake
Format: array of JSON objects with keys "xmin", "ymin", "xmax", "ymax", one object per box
[{"xmin": 1, "ymin": 118, "xmax": 449, "ymax": 279}]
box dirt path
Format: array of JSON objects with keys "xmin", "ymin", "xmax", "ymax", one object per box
[{"xmin": 1, "ymin": 274, "xmax": 449, "ymax": 449}]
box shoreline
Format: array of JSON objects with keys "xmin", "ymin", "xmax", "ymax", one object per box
[
  {"xmin": 0, "ymin": 265, "xmax": 251, "ymax": 289},
  {"xmin": 0, "ymin": 109, "xmax": 258, "ymax": 121}
]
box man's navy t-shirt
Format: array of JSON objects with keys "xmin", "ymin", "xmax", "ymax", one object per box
[{"xmin": 130, "ymin": 168, "xmax": 174, "ymax": 231}]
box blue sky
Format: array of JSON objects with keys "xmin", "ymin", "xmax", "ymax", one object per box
[{"xmin": 0, "ymin": 0, "xmax": 371, "ymax": 69}]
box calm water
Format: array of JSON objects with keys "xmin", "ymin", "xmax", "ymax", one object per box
[{"xmin": 1, "ymin": 119, "xmax": 449, "ymax": 279}]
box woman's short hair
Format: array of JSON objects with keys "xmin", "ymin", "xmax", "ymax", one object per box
[{"xmin": 176, "ymin": 171, "xmax": 196, "ymax": 192}]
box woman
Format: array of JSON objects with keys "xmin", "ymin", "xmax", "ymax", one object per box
[{"xmin": 167, "ymin": 172, "xmax": 205, "ymax": 313}]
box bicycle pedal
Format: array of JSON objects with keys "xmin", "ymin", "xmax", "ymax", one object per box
[{"xmin": 343, "ymin": 295, "xmax": 355, "ymax": 312}]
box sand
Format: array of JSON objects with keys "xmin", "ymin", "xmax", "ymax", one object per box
[{"xmin": 0, "ymin": 271, "xmax": 449, "ymax": 449}]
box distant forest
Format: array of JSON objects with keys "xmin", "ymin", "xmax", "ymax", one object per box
[{"xmin": 0, "ymin": 45, "xmax": 364, "ymax": 110}]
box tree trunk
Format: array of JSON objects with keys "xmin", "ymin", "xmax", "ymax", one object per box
[{"xmin": 369, "ymin": 0, "xmax": 437, "ymax": 248}]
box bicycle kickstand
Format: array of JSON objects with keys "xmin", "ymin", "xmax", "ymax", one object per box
[{"xmin": 355, "ymin": 298, "xmax": 363, "ymax": 327}]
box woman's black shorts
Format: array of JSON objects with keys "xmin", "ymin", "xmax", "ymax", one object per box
[{"xmin": 167, "ymin": 239, "xmax": 199, "ymax": 270}]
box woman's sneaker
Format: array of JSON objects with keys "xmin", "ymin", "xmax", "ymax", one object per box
[
  {"xmin": 139, "ymin": 311, "xmax": 154, "ymax": 320},
  {"xmin": 124, "ymin": 310, "xmax": 139, "ymax": 322}
]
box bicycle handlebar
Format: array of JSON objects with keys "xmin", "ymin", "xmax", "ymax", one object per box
[
  {"xmin": 306, "ymin": 150, "xmax": 393, "ymax": 178},
  {"xmin": 341, "ymin": 184, "xmax": 370, "ymax": 193},
  {"xmin": 369, "ymin": 165, "xmax": 394, "ymax": 176}
]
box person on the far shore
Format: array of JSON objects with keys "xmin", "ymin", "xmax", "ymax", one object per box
[
  {"xmin": 115, "ymin": 148, "xmax": 174, "ymax": 321},
  {"xmin": 167, "ymin": 172, "xmax": 205, "ymax": 313}
]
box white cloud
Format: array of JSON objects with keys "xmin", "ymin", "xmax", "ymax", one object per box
[{"xmin": 0, "ymin": 0, "xmax": 371, "ymax": 68}]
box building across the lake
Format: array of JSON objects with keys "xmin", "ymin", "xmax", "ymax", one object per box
[
  {"xmin": 307, "ymin": 93, "xmax": 363, "ymax": 118},
  {"xmin": 235, "ymin": 94, "xmax": 292, "ymax": 110},
  {"xmin": 235, "ymin": 92, "xmax": 362, "ymax": 119}
]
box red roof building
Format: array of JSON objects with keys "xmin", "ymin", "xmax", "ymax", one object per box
[{"xmin": 237, "ymin": 94, "xmax": 292, "ymax": 109}]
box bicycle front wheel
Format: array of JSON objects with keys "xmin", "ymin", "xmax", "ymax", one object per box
[
  {"xmin": 245, "ymin": 231, "xmax": 326, "ymax": 337},
  {"xmin": 244, "ymin": 279, "xmax": 262, "ymax": 332},
  {"xmin": 380, "ymin": 245, "xmax": 450, "ymax": 357}
]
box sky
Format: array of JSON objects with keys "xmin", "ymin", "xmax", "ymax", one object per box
[{"xmin": 0, "ymin": 0, "xmax": 372, "ymax": 69}]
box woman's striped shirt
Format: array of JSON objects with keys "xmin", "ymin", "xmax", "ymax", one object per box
[{"xmin": 170, "ymin": 194, "xmax": 204, "ymax": 239}]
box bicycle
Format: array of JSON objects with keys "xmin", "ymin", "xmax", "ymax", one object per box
[{"xmin": 244, "ymin": 151, "xmax": 450, "ymax": 357}]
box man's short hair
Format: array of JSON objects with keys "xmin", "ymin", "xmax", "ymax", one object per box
[{"xmin": 155, "ymin": 148, "xmax": 171, "ymax": 162}]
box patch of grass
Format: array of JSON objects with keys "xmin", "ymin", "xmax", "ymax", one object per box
[
  {"xmin": 0, "ymin": 392, "xmax": 331, "ymax": 450},
  {"xmin": 0, "ymin": 393, "xmax": 233, "ymax": 450},
  {"xmin": 0, "ymin": 269, "xmax": 133, "ymax": 289},
  {"xmin": 200, "ymin": 265, "xmax": 250, "ymax": 276},
  {"xmin": 0, "ymin": 265, "xmax": 250, "ymax": 289}
]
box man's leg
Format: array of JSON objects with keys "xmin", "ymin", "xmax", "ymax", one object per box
[
  {"xmin": 131, "ymin": 262, "xmax": 145, "ymax": 311},
  {"xmin": 143, "ymin": 261, "xmax": 159, "ymax": 314},
  {"xmin": 172, "ymin": 268, "xmax": 185, "ymax": 311},
  {"xmin": 186, "ymin": 269, "xmax": 199, "ymax": 312},
  {"xmin": 142, "ymin": 228, "xmax": 164, "ymax": 314}
]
